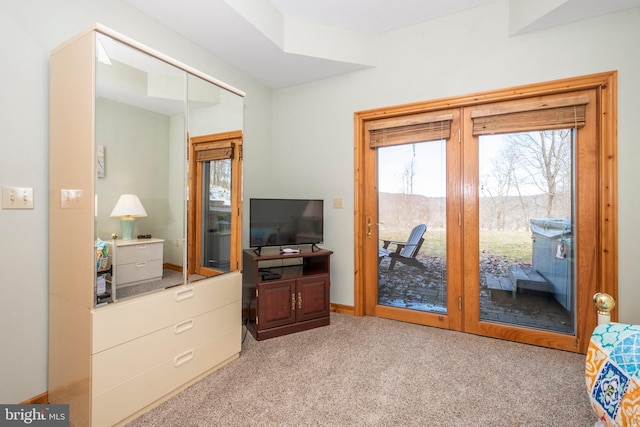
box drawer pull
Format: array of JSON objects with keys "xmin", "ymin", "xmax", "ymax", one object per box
[
  {"xmin": 175, "ymin": 287, "xmax": 195, "ymax": 302},
  {"xmin": 174, "ymin": 350, "xmax": 193, "ymax": 367},
  {"xmin": 136, "ymin": 244, "xmax": 147, "ymax": 249},
  {"xmin": 135, "ymin": 262, "xmax": 147, "ymax": 268},
  {"xmin": 174, "ymin": 319, "xmax": 194, "ymax": 334}
]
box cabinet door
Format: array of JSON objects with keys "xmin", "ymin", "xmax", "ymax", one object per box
[
  {"xmin": 296, "ymin": 275, "xmax": 330, "ymax": 322},
  {"xmin": 257, "ymin": 279, "xmax": 296, "ymax": 330}
]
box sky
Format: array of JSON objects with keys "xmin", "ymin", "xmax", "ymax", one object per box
[{"xmin": 377, "ymin": 135, "xmax": 506, "ymax": 198}]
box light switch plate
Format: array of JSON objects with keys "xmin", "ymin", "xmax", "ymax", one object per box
[
  {"xmin": 332, "ymin": 197, "xmax": 344, "ymax": 209},
  {"xmin": 2, "ymin": 186, "xmax": 34, "ymax": 209},
  {"xmin": 61, "ymin": 189, "xmax": 84, "ymax": 209}
]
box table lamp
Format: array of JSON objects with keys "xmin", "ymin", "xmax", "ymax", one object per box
[{"xmin": 110, "ymin": 194, "xmax": 147, "ymax": 240}]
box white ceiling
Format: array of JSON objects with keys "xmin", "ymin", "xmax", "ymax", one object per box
[
  {"xmin": 123, "ymin": 0, "xmax": 640, "ymax": 89},
  {"xmin": 270, "ymin": 0, "xmax": 498, "ymax": 34}
]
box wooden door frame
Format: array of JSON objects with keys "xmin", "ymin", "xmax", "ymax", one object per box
[
  {"xmin": 359, "ymin": 109, "xmax": 465, "ymax": 331},
  {"xmin": 188, "ymin": 130, "xmax": 243, "ymax": 277},
  {"xmin": 354, "ymin": 71, "xmax": 617, "ymax": 353}
]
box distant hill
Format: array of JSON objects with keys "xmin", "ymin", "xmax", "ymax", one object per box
[{"xmin": 379, "ymin": 192, "xmax": 569, "ymax": 231}]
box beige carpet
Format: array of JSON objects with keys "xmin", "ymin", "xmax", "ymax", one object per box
[{"xmin": 126, "ymin": 313, "xmax": 597, "ymax": 426}]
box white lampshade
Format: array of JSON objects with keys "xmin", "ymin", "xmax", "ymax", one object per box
[
  {"xmin": 110, "ymin": 194, "xmax": 147, "ymax": 240},
  {"xmin": 110, "ymin": 194, "xmax": 147, "ymax": 218}
]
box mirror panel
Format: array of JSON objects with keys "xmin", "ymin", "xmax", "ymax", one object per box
[
  {"xmin": 187, "ymin": 74, "xmax": 244, "ymax": 281},
  {"xmin": 187, "ymin": 74, "xmax": 244, "ymax": 135},
  {"xmin": 93, "ymin": 33, "xmax": 244, "ymax": 303},
  {"xmin": 94, "ymin": 33, "xmax": 187, "ymax": 302}
]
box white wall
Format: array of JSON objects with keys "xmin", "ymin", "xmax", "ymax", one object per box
[
  {"xmin": 0, "ymin": 0, "xmax": 271, "ymax": 403},
  {"xmin": 0, "ymin": 7, "xmax": 50, "ymax": 405},
  {"xmin": 95, "ymin": 98, "xmax": 172, "ymax": 241},
  {"xmin": 269, "ymin": 2, "xmax": 640, "ymax": 318}
]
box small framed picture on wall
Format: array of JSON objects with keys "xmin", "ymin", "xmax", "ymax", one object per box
[{"xmin": 97, "ymin": 145, "xmax": 105, "ymax": 178}]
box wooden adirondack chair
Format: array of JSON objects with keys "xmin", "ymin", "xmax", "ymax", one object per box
[{"xmin": 378, "ymin": 224, "xmax": 427, "ymax": 271}]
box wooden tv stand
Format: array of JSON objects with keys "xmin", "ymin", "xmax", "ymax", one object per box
[{"xmin": 242, "ymin": 248, "xmax": 332, "ymax": 340}]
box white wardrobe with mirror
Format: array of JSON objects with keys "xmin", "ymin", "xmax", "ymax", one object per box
[{"xmin": 49, "ymin": 24, "xmax": 244, "ymax": 426}]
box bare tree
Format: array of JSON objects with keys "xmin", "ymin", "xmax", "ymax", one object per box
[
  {"xmin": 504, "ymin": 145, "xmax": 533, "ymax": 230},
  {"xmin": 209, "ymin": 159, "xmax": 231, "ymax": 187},
  {"xmin": 396, "ymin": 145, "xmax": 417, "ymax": 225},
  {"xmin": 401, "ymin": 144, "xmax": 417, "ymax": 195},
  {"xmin": 480, "ymin": 156, "xmax": 511, "ymax": 230},
  {"xmin": 504, "ymin": 130, "xmax": 572, "ymax": 217}
]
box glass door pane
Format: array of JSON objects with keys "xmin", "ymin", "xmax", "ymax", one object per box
[
  {"xmin": 377, "ymin": 141, "xmax": 447, "ymax": 314},
  {"xmin": 478, "ymin": 130, "xmax": 575, "ymax": 334},
  {"xmin": 201, "ymin": 158, "xmax": 232, "ymax": 272}
]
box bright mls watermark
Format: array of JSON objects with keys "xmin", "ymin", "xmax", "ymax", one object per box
[{"xmin": 0, "ymin": 405, "xmax": 69, "ymax": 426}]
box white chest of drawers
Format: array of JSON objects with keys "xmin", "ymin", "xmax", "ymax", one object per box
[
  {"xmin": 48, "ymin": 26, "xmax": 244, "ymax": 427},
  {"xmin": 90, "ymin": 272, "xmax": 241, "ymax": 426},
  {"xmin": 113, "ymin": 238, "xmax": 164, "ymax": 287}
]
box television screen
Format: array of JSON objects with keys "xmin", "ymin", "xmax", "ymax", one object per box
[{"xmin": 249, "ymin": 198, "xmax": 323, "ymax": 248}]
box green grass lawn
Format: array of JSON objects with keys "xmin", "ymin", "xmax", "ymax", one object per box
[{"xmin": 379, "ymin": 228, "xmax": 532, "ymax": 262}]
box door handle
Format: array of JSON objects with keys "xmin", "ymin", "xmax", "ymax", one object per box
[{"xmin": 367, "ymin": 216, "xmax": 373, "ymax": 239}]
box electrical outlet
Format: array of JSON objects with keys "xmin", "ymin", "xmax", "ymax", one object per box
[{"xmin": 2, "ymin": 186, "xmax": 34, "ymax": 209}]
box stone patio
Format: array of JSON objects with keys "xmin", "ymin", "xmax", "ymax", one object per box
[{"xmin": 378, "ymin": 254, "xmax": 573, "ymax": 334}]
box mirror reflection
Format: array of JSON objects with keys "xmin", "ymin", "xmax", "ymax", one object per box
[
  {"xmin": 93, "ymin": 33, "xmax": 243, "ymax": 305},
  {"xmin": 187, "ymin": 74, "xmax": 244, "ymax": 280}
]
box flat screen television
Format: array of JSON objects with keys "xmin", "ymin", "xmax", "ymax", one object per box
[{"xmin": 249, "ymin": 198, "xmax": 323, "ymax": 250}]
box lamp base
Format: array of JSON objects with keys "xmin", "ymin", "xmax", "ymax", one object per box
[{"xmin": 120, "ymin": 218, "xmax": 136, "ymax": 240}]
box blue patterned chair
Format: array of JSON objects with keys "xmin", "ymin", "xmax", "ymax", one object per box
[{"xmin": 586, "ymin": 293, "xmax": 640, "ymax": 426}]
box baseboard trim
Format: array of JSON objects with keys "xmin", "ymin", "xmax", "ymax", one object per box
[
  {"xmin": 22, "ymin": 391, "xmax": 48, "ymax": 404},
  {"xmin": 163, "ymin": 263, "xmax": 182, "ymax": 272},
  {"xmin": 330, "ymin": 303, "xmax": 355, "ymax": 316}
]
